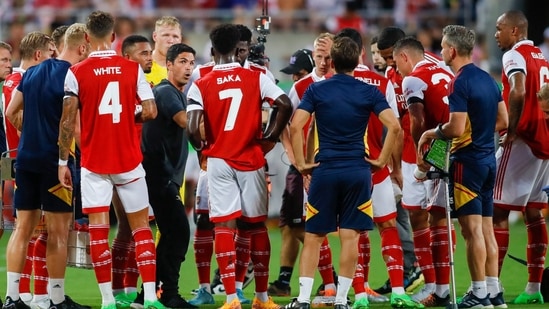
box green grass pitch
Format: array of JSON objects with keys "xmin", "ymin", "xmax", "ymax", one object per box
[{"xmin": 0, "ymin": 220, "xmax": 546, "ymax": 308}]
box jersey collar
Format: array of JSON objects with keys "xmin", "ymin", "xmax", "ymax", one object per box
[{"xmin": 88, "ymin": 50, "xmax": 117, "ymax": 58}]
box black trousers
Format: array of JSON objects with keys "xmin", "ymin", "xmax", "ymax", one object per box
[{"xmin": 147, "ymin": 179, "xmax": 191, "ymax": 298}]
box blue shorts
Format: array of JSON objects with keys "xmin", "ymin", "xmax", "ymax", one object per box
[
  {"xmin": 14, "ymin": 168, "xmax": 73, "ymax": 213},
  {"xmin": 305, "ymin": 160, "xmax": 374, "ymax": 234},
  {"xmin": 449, "ymin": 160, "xmax": 496, "ymax": 217}
]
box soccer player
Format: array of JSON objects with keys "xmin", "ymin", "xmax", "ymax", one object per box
[
  {"xmin": 286, "ymin": 35, "xmax": 400, "ymax": 309},
  {"xmin": 110, "ymin": 34, "xmax": 154, "ymax": 307},
  {"xmin": 146, "ymin": 16, "xmax": 182, "ymax": 86},
  {"xmin": 418, "ymin": 24, "xmax": 508, "ymax": 308},
  {"xmin": 58, "ymin": 11, "xmax": 163, "ymax": 309},
  {"xmin": 0, "ymin": 41, "xmax": 12, "ymax": 156},
  {"xmin": 392, "ymin": 36, "xmax": 455, "ymax": 306},
  {"xmin": 186, "ymin": 23, "xmax": 292, "ymax": 309},
  {"xmin": 276, "ymin": 33, "xmax": 340, "ymax": 303},
  {"xmin": 370, "ymin": 36, "xmax": 387, "ymax": 74},
  {"xmin": 4, "ymin": 23, "xmax": 89, "ymax": 309},
  {"xmin": 493, "ymin": 10, "xmax": 549, "ymax": 305},
  {"xmin": 141, "ymin": 43, "xmax": 196, "ymax": 309},
  {"xmin": 267, "ymin": 48, "xmax": 315, "ymax": 298}
]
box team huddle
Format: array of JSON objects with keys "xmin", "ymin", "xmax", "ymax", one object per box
[{"xmin": 0, "ymin": 7, "xmax": 548, "ymax": 309}]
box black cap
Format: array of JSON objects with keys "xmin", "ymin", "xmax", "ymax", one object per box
[{"xmin": 280, "ymin": 49, "xmax": 314, "ymax": 75}]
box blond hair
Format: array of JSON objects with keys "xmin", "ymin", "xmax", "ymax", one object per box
[
  {"xmin": 19, "ymin": 31, "xmax": 53, "ymax": 60},
  {"xmin": 313, "ymin": 32, "xmax": 334, "ymax": 49},
  {"xmin": 64, "ymin": 23, "xmax": 87, "ymax": 49},
  {"xmin": 155, "ymin": 16, "xmax": 180, "ymax": 30}
]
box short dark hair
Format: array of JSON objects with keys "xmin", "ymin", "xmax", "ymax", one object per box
[
  {"xmin": 377, "ymin": 26, "xmax": 406, "ymax": 50},
  {"xmin": 122, "ymin": 34, "xmax": 150, "ymax": 55},
  {"xmin": 166, "ymin": 43, "xmax": 196, "ymax": 63},
  {"xmin": 370, "ymin": 35, "xmax": 378, "ymax": 45},
  {"xmin": 393, "ymin": 36, "xmax": 424, "ymax": 55},
  {"xmin": 331, "ymin": 36, "xmax": 359, "ymax": 73},
  {"xmin": 210, "ymin": 24, "xmax": 240, "ymax": 56},
  {"xmin": 51, "ymin": 25, "xmax": 69, "ymax": 48},
  {"xmin": 236, "ymin": 24, "xmax": 252, "ymax": 43},
  {"xmin": 86, "ymin": 11, "xmax": 115, "ymax": 39},
  {"xmin": 335, "ymin": 28, "xmax": 363, "ymax": 50}
]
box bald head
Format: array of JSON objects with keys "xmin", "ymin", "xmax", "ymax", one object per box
[{"xmin": 500, "ymin": 10, "xmax": 528, "ymax": 35}]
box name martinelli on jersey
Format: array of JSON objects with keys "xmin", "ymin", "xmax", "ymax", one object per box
[
  {"xmin": 93, "ymin": 67, "xmax": 122, "ymax": 75},
  {"xmin": 217, "ymin": 75, "xmax": 241, "ymax": 84}
]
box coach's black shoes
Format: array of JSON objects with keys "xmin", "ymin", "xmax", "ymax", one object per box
[
  {"xmin": 48, "ymin": 296, "xmax": 91, "ymax": 309},
  {"xmin": 2, "ymin": 297, "xmax": 30, "ymax": 309},
  {"xmin": 489, "ymin": 292, "xmax": 508, "ymax": 308},
  {"xmin": 448, "ymin": 291, "xmax": 491, "ymax": 309},
  {"xmin": 374, "ymin": 267, "xmax": 424, "ymax": 295}
]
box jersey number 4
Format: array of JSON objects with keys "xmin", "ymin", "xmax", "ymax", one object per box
[
  {"xmin": 219, "ymin": 88, "xmax": 243, "ymax": 131},
  {"xmin": 99, "ymin": 81, "xmax": 122, "ymax": 123}
]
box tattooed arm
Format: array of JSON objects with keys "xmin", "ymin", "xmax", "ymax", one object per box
[{"xmin": 58, "ymin": 95, "xmax": 79, "ymax": 190}]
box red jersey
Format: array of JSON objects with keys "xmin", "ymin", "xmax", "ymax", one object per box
[
  {"xmin": 65, "ymin": 50, "xmax": 154, "ymax": 173},
  {"xmin": 402, "ymin": 60, "xmax": 452, "ymax": 136},
  {"xmin": 501, "ymin": 40, "xmax": 549, "ymax": 159},
  {"xmin": 2, "ymin": 68, "xmax": 24, "ymax": 157},
  {"xmin": 187, "ymin": 63, "xmax": 284, "ymax": 171},
  {"xmin": 387, "ymin": 51, "xmax": 449, "ymax": 163},
  {"xmin": 354, "ymin": 64, "xmax": 398, "ymax": 184}
]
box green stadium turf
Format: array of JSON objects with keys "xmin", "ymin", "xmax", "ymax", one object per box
[{"xmin": 0, "ymin": 220, "xmax": 546, "ymax": 308}]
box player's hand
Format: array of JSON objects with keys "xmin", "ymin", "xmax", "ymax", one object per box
[
  {"xmin": 303, "ymin": 175, "xmax": 311, "ymax": 194},
  {"xmin": 58, "ymin": 165, "xmax": 73, "ymax": 190},
  {"xmin": 500, "ymin": 132, "xmax": 515, "ymax": 147},
  {"xmin": 417, "ymin": 129, "xmax": 435, "ymax": 157},
  {"xmin": 365, "ymin": 157, "xmax": 386, "ymax": 173},
  {"xmin": 295, "ymin": 162, "xmax": 319, "ymax": 176},
  {"xmin": 390, "ymin": 170, "xmax": 403, "ymax": 189}
]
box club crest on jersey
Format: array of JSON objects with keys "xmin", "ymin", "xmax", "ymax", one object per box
[{"xmin": 217, "ymin": 75, "xmax": 241, "ymax": 84}]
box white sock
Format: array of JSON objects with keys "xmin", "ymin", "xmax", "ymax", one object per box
[
  {"xmin": 124, "ymin": 287, "xmax": 137, "ymax": 294},
  {"xmin": 486, "ymin": 276, "xmax": 500, "ymax": 298},
  {"xmin": 297, "ymin": 277, "xmax": 314, "ymax": 303},
  {"xmin": 255, "ymin": 292, "xmax": 268, "ymax": 302},
  {"xmin": 235, "ymin": 281, "xmax": 243, "ymax": 290},
  {"xmin": 324, "ymin": 283, "xmax": 337, "ymax": 292},
  {"xmin": 525, "ymin": 282, "xmax": 541, "ymax": 294},
  {"xmin": 335, "ymin": 276, "xmax": 352, "ymax": 305},
  {"xmin": 142, "ymin": 282, "xmax": 157, "ymax": 302},
  {"xmin": 6, "ymin": 272, "xmax": 21, "ymax": 300},
  {"xmin": 19, "ymin": 293, "xmax": 32, "ymax": 304},
  {"xmin": 49, "ymin": 278, "xmax": 65, "ymax": 304},
  {"xmin": 435, "ymin": 284, "xmax": 449, "ymax": 298},
  {"xmin": 471, "ymin": 281, "xmax": 487, "ymax": 299},
  {"xmin": 199, "ymin": 283, "xmax": 211, "ymax": 293},
  {"xmin": 99, "ymin": 282, "xmax": 116, "ymax": 305}
]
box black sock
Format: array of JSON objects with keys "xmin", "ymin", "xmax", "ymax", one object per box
[{"xmin": 278, "ymin": 266, "xmax": 293, "ymax": 286}]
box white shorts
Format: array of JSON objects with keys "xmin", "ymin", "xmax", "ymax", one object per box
[
  {"xmin": 207, "ymin": 158, "xmax": 268, "ymax": 223},
  {"xmin": 195, "ymin": 169, "xmax": 209, "ymax": 214},
  {"xmin": 401, "ymin": 161, "xmax": 446, "ymax": 211},
  {"xmin": 494, "ymin": 138, "xmax": 549, "ymax": 210},
  {"xmin": 81, "ymin": 165, "xmax": 149, "ymax": 214},
  {"xmin": 372, "ymin": 175, "xmax": 397, "ymax": 222}
]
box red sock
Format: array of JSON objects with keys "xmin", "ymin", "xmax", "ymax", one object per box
[
  {"xmin": 381, "ymin": 227, "xmax": 404, "ymax": 288},
  {"xmin": 352, "ymin": 231, "xmax": 368, "ymax": 294},
  {"xmin": 214, "ymin": 227, "xmax": 236, "ymax": 295},
  {"xmin": 194, "ymin": 229, "xmax": 214, "ymax": 284},
  {"xmin": 89, "ymin": 224, "xmax": 112, "ymax": 284},
  {"xmin": 526, "ymin": 217, "xmax": 548, "ymax": 282},
  {"xmin": 132, "ymin": 227, "xmax": 156, "ymax": 285},
  {"xmin": 19, "ymin": 237, "xmax": 35, "ymax": 294},
  {"xmin": 33, "ymin": 233, "xmax": 49, "ymax": 295},
  {"xmin": 494, "ymin": 227, "xmax": 509, "ymax": 276},
  {"xmin": 235, "ymin": 229, "xmax": 251, "ymax": 284},
  {"xmin": 111, "ymin": 238, "xmax": 131, "ymax": 291},
  {"xmin": 431, "ymin": 226, "xmax": 450, "ymax": 285},
  {"xmin": 318, "ymin": 237, "xmax": 335, "ymax": 285},
  {"xmin": 359, "ymin": 231, "xmax": 370, "ymax": 282},
  {"xmin": 124, "ymin": 240, "xmax": 139, "ymax": 290},
  {"xmin": 249, "ymin": 226, "xmax": 270, "ymax": 293},
  {"xmin": 413, "ymin": 227, "xmax": 435, "ymax": 284}
]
